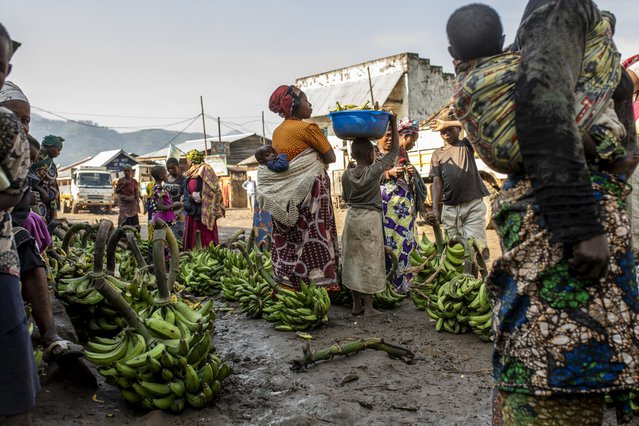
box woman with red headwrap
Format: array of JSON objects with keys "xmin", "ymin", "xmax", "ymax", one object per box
[{"xmin": 258, "ymin": 85, "xmax": 339, "ymax": 294}]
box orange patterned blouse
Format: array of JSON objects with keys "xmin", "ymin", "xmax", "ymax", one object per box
[{"xmin": 271, "ymin": 118, "xmax": 332, "ymax": 161}]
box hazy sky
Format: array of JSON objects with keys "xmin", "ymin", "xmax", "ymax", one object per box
[{"xmin": 4, "ymin": 0, "xmax": 639, "ymax": 137}]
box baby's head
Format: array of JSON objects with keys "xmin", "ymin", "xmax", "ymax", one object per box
[
  {"xmin": 446, "ymin": 3, "xmax": 504, "ymax": 61},
  {"xmin": 151, "ymin": 165, "xmax": 168, "ymax": 183},
  {"xmin": 255, "ymin": 145, "xmax": 277, "ymax": 165},
  {"xmin": 351, "ymin": 137, "xmax": 374, "ymax": 166}
]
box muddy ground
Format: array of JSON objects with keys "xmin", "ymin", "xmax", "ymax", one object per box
[{"xmin": 34, "ymin": 209, "xmax": 500, "ymax": 425}]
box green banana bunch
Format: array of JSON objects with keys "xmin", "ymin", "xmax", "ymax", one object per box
[
  {"xmin": 87, "ymin": 296, "xmax": 229, "ymax": 412},
  {"xmin": 373, "ymin": 284, "xmax": 407, "ymax": 309},
  {"xmin": 329, "ymin": 100, "xmax": 372, "ymax": 112},
  {"xmin": 237, "ymin": 278, "xmax": 275, "ymax": 319},
  {"xmin": 262, "ymin": 281, "xmax": 330, "ymax": 331},
  {"xmin": 423, "ymin": 272, "xmax": 492, "ymax": 340},
  {"xmin": 56, "ymin": 273, "xmax": 131, "ymax": 337},
  {"xmin": 178, "ymin": 249, "xmax": 223, "ymax": 296}
]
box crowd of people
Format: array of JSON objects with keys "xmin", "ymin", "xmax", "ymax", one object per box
[{"xmin": 2, "ymin": 0, "xmax": 639, "ymax": 423}]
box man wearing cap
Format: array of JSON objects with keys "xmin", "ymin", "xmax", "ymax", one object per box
[
  {"xmin": 427, "ymin": 116, "xmax": 489, "ymax": 256},
  {"xmin": 31, "ymin": 134, "xmax": 64, "ymax": 222},
  {"xmin": 115, "ymin": 164, "xmax": 140, "ymax": 230}
]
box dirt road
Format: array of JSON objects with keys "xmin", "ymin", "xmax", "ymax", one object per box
[{"xmin": 34, "ymin": 208, "xmax": 500, "ymax": 425}]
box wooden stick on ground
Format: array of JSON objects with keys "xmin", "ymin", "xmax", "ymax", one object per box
[{"xmin": 291, "ymin": 338, "xmax": 414, "ymax": 372}]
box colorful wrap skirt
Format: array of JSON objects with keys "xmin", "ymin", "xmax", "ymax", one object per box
[
  {"xmin": 271, "ymin": 173, "xmax": 339, "ymax": 294},
  {"xmin": 489, "ymin": 170, "xmax": 639, "ymax": 396}
]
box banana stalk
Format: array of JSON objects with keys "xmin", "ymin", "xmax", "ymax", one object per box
[
  {"xmin": 152, "ymin": 219, "xmax": 181, "ymax": 294},
  {"xmin": 232, "ymin": 242, "xmax": 255, "ymax": 281},
  {"xmin": 152, "ymin": 229, "xmax": 171, "ymax": 303},
  {"xmin": 93, "ymin": 276, "xmax": 152, "ymax": 344},
  {"xmin": 255, "ymin": 251, "xmax": 277, "ymax": 289},
  {"xmin": 431, "ymin": 220, "xmax": 445, "ymax": 254},
  {"xmin": 125, "ymin": 231, "xmax": 148, "ymax": 270},
  {"xmin": 471, "ymin": 239, "xmax": 489, "ymax": 280},
  {"xmin": 195, "ymin": 229, "xmax": 202, "ymax": 250},
  {"xmin": 384, "ymin": 246, "xmax": 398, "ymax": 282},
  {"xmin": 246, "ymin": 228, "xmax": 256, "ymax": 253},
  {"xmin": 105, "ymin": 227, "xmax": 128, "ymax": 275},
  {"xmin": 93, "ymin": 220, "xmax": 114, "ymax": 274},
  {"xmin": 62, "ymin": 222, "xmax": 94, "ymax": 252},
  {"xmin": 81, "ymin": 224, "xmax": 99, "ymax": 248},
  {"xmin": 228, "ymin": 229, "xmax": 245, "ymax": 245},
  {"xmin": 291, "ymin": 338, "xmax": 414, "ymax": 372}
]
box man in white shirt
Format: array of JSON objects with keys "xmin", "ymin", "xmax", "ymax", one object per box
[{"xmin": 242, "ymin": 175, "xmax": 257, "ymax": 210}]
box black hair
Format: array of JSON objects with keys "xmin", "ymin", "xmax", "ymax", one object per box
[
  {"xmin": 351, "ymin": 137, "xmax": 374, "ymax": 162},
  {"xmin": 0, "ymin": 23, "xmax": 11, "ymax": 55},
  {"xmin": 446, "ymin": 3, "xmax": 503, "ymax": 60},
  {"xmin": 255, "ymin": 145, "xmax": 275, "ymax": 164},
  {"xmin": 151, "ymin": 165, "xmax": 166, "ymax": 181},
  {"xmin": 289, "ymin": 86, "xmax": 302, "ymax": 116},
  {"xmin": 27, "ymin": 134, "xmax": 40, "ymax": 150},
  {"xmin": 166, "ymin": 157, "xmax": 179, "ymax": 167}
]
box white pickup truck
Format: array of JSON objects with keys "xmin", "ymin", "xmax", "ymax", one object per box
[{"xmin": 60, "ymin": 166, "xmax": 115, "ymax": 214}]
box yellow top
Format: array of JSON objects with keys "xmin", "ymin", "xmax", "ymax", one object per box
[{"xmin": 272, "ymin": 118, "xmax": 332, "ymax": 161}]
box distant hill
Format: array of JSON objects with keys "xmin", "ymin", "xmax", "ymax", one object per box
[{"xmin": 29, "ymin": 114, "xmax": 210, "ymax": 167}]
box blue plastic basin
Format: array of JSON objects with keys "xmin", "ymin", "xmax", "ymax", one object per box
[{"xmin": 328, "ymin": 110, "xmax": 392, "ymax": 140}]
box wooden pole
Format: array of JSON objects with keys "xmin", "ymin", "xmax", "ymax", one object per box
[
  {"xmin": 200, "ymin": 96, "xmax": 208, "ymax": 155},
  {"xmin": 367, "ymin": 67, "xmax": 375, "ymax": 109},
  {"xmin": 217, "ymin": 117, "xmax": 222, "ymax": 143},
  {"xmin": 262, "ymin": 111, "xmax": 266, "ymax": 144}
]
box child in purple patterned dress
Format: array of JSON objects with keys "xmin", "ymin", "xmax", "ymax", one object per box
[{"xmin": 150, "ymin": 166, "xmax": 183, "ymax": 228}]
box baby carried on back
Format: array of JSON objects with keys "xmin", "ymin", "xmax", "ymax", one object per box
[{"xmin": 447, "ymin": 5, "xmax": 637, "ymax": 175}]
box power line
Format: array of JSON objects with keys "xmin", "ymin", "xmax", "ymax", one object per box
[
  {"xmin": 32, "ymin": 106, "xmax": 200, "ymax": 130},
  {"xmin": 157, "ymin": 114, "xmax": 203, "ymax": 151},
  {"xmin": 31, "ymin": 109, "xmax": 195, "ymax": 120}
]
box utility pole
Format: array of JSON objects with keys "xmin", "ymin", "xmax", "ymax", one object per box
[
  {"xmin": 262, "ymin": 111, "xmax": 266, "ymax": 144},
  {"xmin": 367, "ymin": 67, "xmax": 375, "ymax": 108},
  {"xmin": 200, "ymin": 96, "xmax": 208, "ymax": 155}
]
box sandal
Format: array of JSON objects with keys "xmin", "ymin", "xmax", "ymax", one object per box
[{"xmin": 43, "ymin": 339, "xmax": 84, "ymax": 364}]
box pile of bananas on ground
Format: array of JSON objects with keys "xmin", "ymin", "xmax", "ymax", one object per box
[
  {"xmin": 179, "ymin": 247, "xmax": 225, "ymax": 296},
  {"xmin": 425, "ymin": 272, "xmax": 492, "ymax": 340},
  {"xmin": 263, "ymin": 281, "xmax": 331, "ymax": 331},
  {"xmin": 330, "ymin": 100, "xmax": 373, "ymax": 112},
  {"xmin": 410, "ymin": 234, "xmax": 464, "ymax": 311},
  {"xmin": 53, "ymin": 223, "xmax": 150, "ymax": 337},
  {"xmin": 80, "ymin": 219, "xmax": 231, "ymax": 412},
  {"xmin": 47, "ymin": 240, "xmax": 94, "ymax": 281},
  {"xmin": 85, "ymin": 299, "xmax": 231, "ymax": 412},
  {"xmin": 409, "ymin": 225, "xmax": 493, "ymax": 341},
  {"xmin": 56, "ymin": 274, "xmax": 130, "ymax": 336},
  {"xmin": 47, "ymin": 222, "xmax": 99, "ymax": 281}
]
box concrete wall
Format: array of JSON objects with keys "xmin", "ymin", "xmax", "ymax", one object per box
[{"xmin": 406, "ymin": 54, "xmax": 455, "ymax": 122}]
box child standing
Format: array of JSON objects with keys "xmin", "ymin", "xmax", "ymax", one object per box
[
  {"xmin": 150, "ymin": 166, "xmax": 183, "ymax": 229},
  {"xmin": 341, "ymin": 115, "xmax": 399, "ymax": 316}
]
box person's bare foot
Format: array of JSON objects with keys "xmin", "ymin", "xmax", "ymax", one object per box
[
  {"xmin": 362, "ymin": 308, "xmax": 382, "ymax": 317},
  {"xmin": 352, "ymin": 308, "xmax": 365, "ymax": 316}
]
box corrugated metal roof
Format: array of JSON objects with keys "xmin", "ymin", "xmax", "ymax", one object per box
[
  {"xmin": 139, "ymin": 133, "xmax": 269, "ymax": 159},
  {"xmin": 300, "ymin": 70, "xmax": 404, "ymax": 118},
  {"xmin": 81, "ymin": 149, "xmax": 134, "ymax": 168}
]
